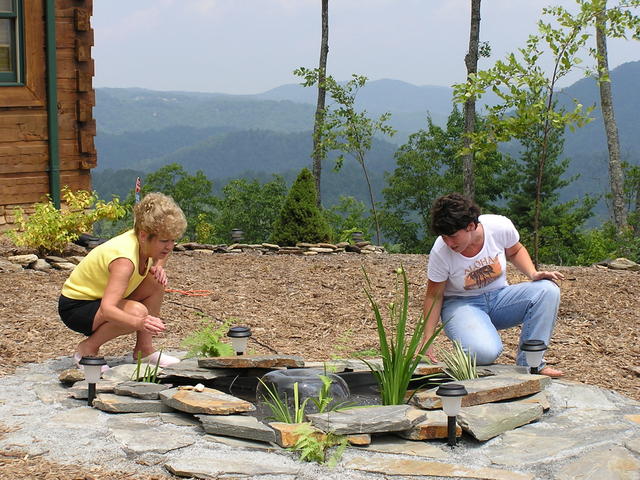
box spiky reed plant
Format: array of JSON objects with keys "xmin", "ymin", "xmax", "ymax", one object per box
[
  {"xmin": 362, "ymin": 265, "xmax": 443, "ymax": 405},
  {"xmin": 440, "ymin": 340, "xmax": 478, "ymax": 381},
  {"xmin": 257, "ymin": 379, "xmax": 309, "ymax": 423}
]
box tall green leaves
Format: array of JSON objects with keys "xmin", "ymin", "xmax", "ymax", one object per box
[{"xmin": 362, "ymin": 266, "xmax": 442, "ymax": 405}]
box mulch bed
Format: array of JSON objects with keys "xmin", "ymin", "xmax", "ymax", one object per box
[{"xmin": 1, "ymin": 243, "xmax": 638, "ymax": 478}]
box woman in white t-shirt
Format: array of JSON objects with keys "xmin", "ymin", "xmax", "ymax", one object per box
[{"xmin": 422, "ymin": 193, "xmax": 564, "ymax": 377}]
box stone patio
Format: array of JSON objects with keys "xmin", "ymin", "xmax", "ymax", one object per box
[{"xmin": 0, "ymin": 353, "xmax": 638, "ymax": 479}]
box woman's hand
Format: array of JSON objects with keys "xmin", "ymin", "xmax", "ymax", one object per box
[
  {"xmin": 531, "ymin": 270, "xmax": 565, "ymax": 284},
  {"xmin": 139, "ymin": 315, "xmax": 166, "ymax": 335},
  {"xmin": 149, "ymin": 265, "xmax": 168, "ymax": 287}
]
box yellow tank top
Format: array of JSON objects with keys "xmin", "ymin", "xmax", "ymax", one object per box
[{"xmin": 61, "ymin": 230, "xmax": 151, "ymax": 300}]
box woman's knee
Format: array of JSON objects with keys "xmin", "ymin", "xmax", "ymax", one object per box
[
  {"xmin": 123, "ymin": 300, "xmax": 149, "ymax": 318},
  {"xmin": 468, "ymin": 343, "xmax": 502, "ymax": 366}
]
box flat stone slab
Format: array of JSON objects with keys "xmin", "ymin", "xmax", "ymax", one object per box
[
  {"xmin": 198, "ymin": 354, "xmax": 304, "ymax": 369},
  {"xmin": 114, "ymin": 380, "xmax": 172, "ymax": 400},
  {"xmin": 68, "ymin": 379, "xmax": 118, "ymax": 399},
  {"xmin": 109, "ymin": 422, "xmax": 195, "ymax": 454},
  {"xmin": 397, "ymin": 410, "xmax": 461, "ymax": 440},
  {"xmin": 414, "ymin": 362, "xmax": 445, "ymax": 375},
  {"xmin": 159, "ymin": 386, "xmax": 255, "ymax": 414},
  {"xmin": 165, "ymin": 454, "xmax": 300, "ymax": 478},
  {"xmin": 203, "ymin": 434, "xmax": 281, "ymax": 452},
  {"xmin": 93, "ymin": 393, "xmax": 174, "ymax": 413},
  {"xmin": 344, "ymin": 456, "xmax": 534, "ymax": 480},
  {"xmin": 269, "ymin": 422, "xmax": 326, "ymax": 448},
  {"xmin": 486, "ymin": 422, "xmax": 631, "ymax": 466},
  {"xmin": 196, "ymin": 414, "xmax": 276, "ymax": 443},
  {"xmin": 307, "ymin": 405, "xmax": 427, "ymax": 434},
  {"xmin": 457, "ymin": 402, "xmax": 543, "ymax": 441},
  {"xmin": 157, "ymin": 358, "xmax": 235, "ymax": 380},
  {"xmin": 411, "ymin": 374, "xmax": 549, "ymax": 409},
  {"xmin": 555, "ymin": 445, "xmax": 640, "ymax": 479},
  {"xmin": 355, "ymin": 434, "xmax": 447, "ymax": 458}
]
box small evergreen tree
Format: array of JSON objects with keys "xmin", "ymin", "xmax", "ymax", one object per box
[{"xmin": 271, "ymin": 168, "xmax": 332, "ymax": 246}]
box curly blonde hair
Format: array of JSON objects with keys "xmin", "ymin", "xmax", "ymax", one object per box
[{"xmin": 133, "ymin": 192, "xmax": 187, "ymax": 240}]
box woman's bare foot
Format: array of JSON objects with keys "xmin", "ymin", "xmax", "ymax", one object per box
[{"xmin": 539, "ymin": 366, "xmax": 564, "ymax": 378}]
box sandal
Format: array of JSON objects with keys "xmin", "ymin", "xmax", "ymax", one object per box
[
  {"xmin": 73, "ymin": 352, "xmax": 110, "ymax": 374},
  {"xmin": 137, "ymin": 351, "xmax": 180, "ymax": 368},
  {"xmin": 538, "ymin": 366, "xmax": 564, "ymax": 378}
]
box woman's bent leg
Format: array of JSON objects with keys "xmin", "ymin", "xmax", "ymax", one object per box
[
  {"xmin": 488, "ymin": 280, "xmax": 561, "ymax": 367},
  {"xmin": 441, "ymin": 296, "xmax": 503, "ymax": 365}
]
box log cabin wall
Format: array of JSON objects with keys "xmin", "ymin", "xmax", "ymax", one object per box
[{"xmin": 0, "ymin": 0, "xmax": 96, "ymax": 231}]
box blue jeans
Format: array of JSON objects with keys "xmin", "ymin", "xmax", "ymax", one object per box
[{"xmin": 440, "ymin": 280, "xmax": 560, "ymax": 367}]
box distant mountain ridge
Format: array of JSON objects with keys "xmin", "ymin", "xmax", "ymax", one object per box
[{"xmin": 93, "ymin": 61, "xmax": 640, "ymax": 223}]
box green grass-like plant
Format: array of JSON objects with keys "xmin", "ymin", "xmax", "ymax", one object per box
[
  {"xmin": 362, "ymin": 265, "xmax": 443, "ymax": 405},
  {"xmin": 181, "ymin": 317, "xmax": 235, "ymax": 358},
  {"xmin": 258, "ymin": 379, "xmax": 309, "ymax": 423},
  {"xmin": 131, "ymin": 350, "xmax": 163, "ymax": 383},
  {"xmin": 440, "ymin": 340, "xmax": 478, "ymax": 381}
]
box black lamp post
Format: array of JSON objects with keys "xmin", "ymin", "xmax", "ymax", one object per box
[
  {"xmin": 521, "ymin": 339, "xmax": 547, "ymax": 374},
  {"xmin": 436, "ymin": 383, "xmax": 468, "ymax": 447},
  {"xmin": 79, "ymin": 356, "xmax": 107, "ymax": 406},
  {"xmin": 351, "ymin": 231, "xmax": 364, "ymax": 243},
  {"xmin": 227, "ymin": 326, "xmax": 252, "ymax": 355},
  {"xmin": 231, "ymin": 228, "xmax": 244, "ymax": 243}
]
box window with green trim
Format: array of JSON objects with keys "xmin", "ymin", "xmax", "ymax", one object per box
[{"xmin": 0, "ymin": 0, "xmax": 23, "ymax": 85}]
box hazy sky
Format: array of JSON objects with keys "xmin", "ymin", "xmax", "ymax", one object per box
[{"xmin": 92, "ymin": 0, "xmax": 640, "ymax": 94}]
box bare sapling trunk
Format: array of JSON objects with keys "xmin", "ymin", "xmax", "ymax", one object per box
[
  {"xmin": 596, "ymin": 3, "xmax": 627, "ymax": 232},
  {"xmin": 462, "ymin": 0, "xmax": 481, "ymax": 201},
  {"xmin": 312, "ymin": 0, "xmax": 329, "ymax": 207}
]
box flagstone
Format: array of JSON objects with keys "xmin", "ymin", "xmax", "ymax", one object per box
[
  {"xmin": 203, "ymin": 433, "xmax": 282, "ymax": 452},
  {"xmin": 157, "ymin": 358, "xmax": 235, "ymax": 381},
  {"xmin": 344, "ymin": 456, "xmax": 534, "ymax": 480},
  {"xmin": 165, "ymin": 454, "xmax": 300, "ymax": 478},
  {"xmin": 159, "ymin": 386, "xmax": 255, "ymax": 414},
  {"xmin": 486, "ymin": 423, "xmax": 631, "ymax": 466},
  {"xmin": 625, "ymin": 414, "xmax": 640, "ymax": 425},
  {"xmin": 457, "ymin": 402, "xmax": 543, "ymax": 441},
  {"xmin": 198, "ymin": 354, "xmax": 304, "ymax": 369},
  {"xmin": 307, "ymin": 405, "xmax": 427, "ymax": 434},
  {"xmin": 109, "ymin": 422, "xmax": 195, "ymax": 454},
  {"xmin": 354, "ymin": 434, "xmax": 447, "ymax": 458},
  {"xmin": 515, "ymin": 391, "xmax": 551, "ymax": 411},
  {"xmin": 197, "ymin": 414, "xmax": 276, "ymax": 443},
  {"xmin": 93, "ymin": 393, "xmax": 174, "ymax": 413},
  {"xmin": 113, "ymin": 380, "xmax": 172, "ymax": 400},
  {"xmin": 68, "ymin": 379, "xmax": 118, "ymax": 399},
  {"xmin": 397, "ymin": 410, "xmax": 461, "ymax": 440},
  {"xmin": 411, "ymin": 374, "xmax": 548, "ymax": 409},
  {"xmin": 555, "ymin": 445, "xmax": 640, "ymax": 480}
]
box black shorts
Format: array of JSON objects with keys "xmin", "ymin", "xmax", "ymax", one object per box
[{"xmin": 58, "ymin": 295, "xmax": 101, "ymax": 336}]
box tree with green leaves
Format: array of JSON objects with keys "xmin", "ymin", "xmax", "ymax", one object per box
[
  {"xmin": 311, "ymin": 0, "xmax": 330, "ymax": 206},
  {"xmin": 453, "ymin": 6, "xmax": 596, "ymax": 265},
  {"xmin": 382, "ymin": 107, "xmax": 509, "ymax": 253},
  {"xmin": 270, "ymin": 168, "xmax": 332, "ymax": 246},
  {"xmin": 503, "ymin": 108, "xmax": 596, "ymax": 265},
  {"xmin": 141, "ymin": 163, "xmax": 216, "ymax": 241},
  {"xmin": 293, "ymin": 69, "xmax": 396, "ymax": 245},
  {"xmin": 213, "ymin": 176, "xmax": 287, "ymax": 244},
  {"xmin": 547, "ymin": 0, "xmax": 640, "ymax": 233},
  {"xmin": 462, "ymin": 0, "xmax": 482, "ymax": 200}
]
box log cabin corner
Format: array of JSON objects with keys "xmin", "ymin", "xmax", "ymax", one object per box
[{"xmin": 1, "ymin": 0, "xmax": 96, "ymax": 231}]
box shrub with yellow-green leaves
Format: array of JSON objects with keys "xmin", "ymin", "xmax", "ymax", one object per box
[{"xmin": 9, "ymin": 187, "xmax": 126, "ymax": 255}]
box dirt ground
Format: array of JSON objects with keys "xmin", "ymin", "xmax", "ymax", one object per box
[{"xmin": 1, "ymin": 241, "xmax": 639, "ymax": 478}]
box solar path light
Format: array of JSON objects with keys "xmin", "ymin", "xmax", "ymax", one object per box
[
  {"xmin": 79, "ymin": 356, "xmax": 107, "ymax": 406},
  {"xmin": 520, "ymin": 339, "xmax": 547, "ymax": 374},
  {"xmin": 227, "ymin": 326, "xmax": 252, "ymax": 355},
  {"xmin": 436, "ymin": 382, "xmax": 468, "ymax": 447}
]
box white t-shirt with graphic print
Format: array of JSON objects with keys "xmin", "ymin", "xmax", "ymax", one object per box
[{"xmin": 427, "ymin": 214, "xmax": 519, "ymax": 297}]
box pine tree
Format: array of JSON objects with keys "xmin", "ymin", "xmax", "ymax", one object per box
[{"xmin": 270, "ymin": 168, "xmax": 332, "ymax": 246}]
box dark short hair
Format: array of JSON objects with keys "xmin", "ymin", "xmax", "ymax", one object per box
[{"xmin": 430, "ymin": 193, "xmax": 481, "ymax": 236}]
